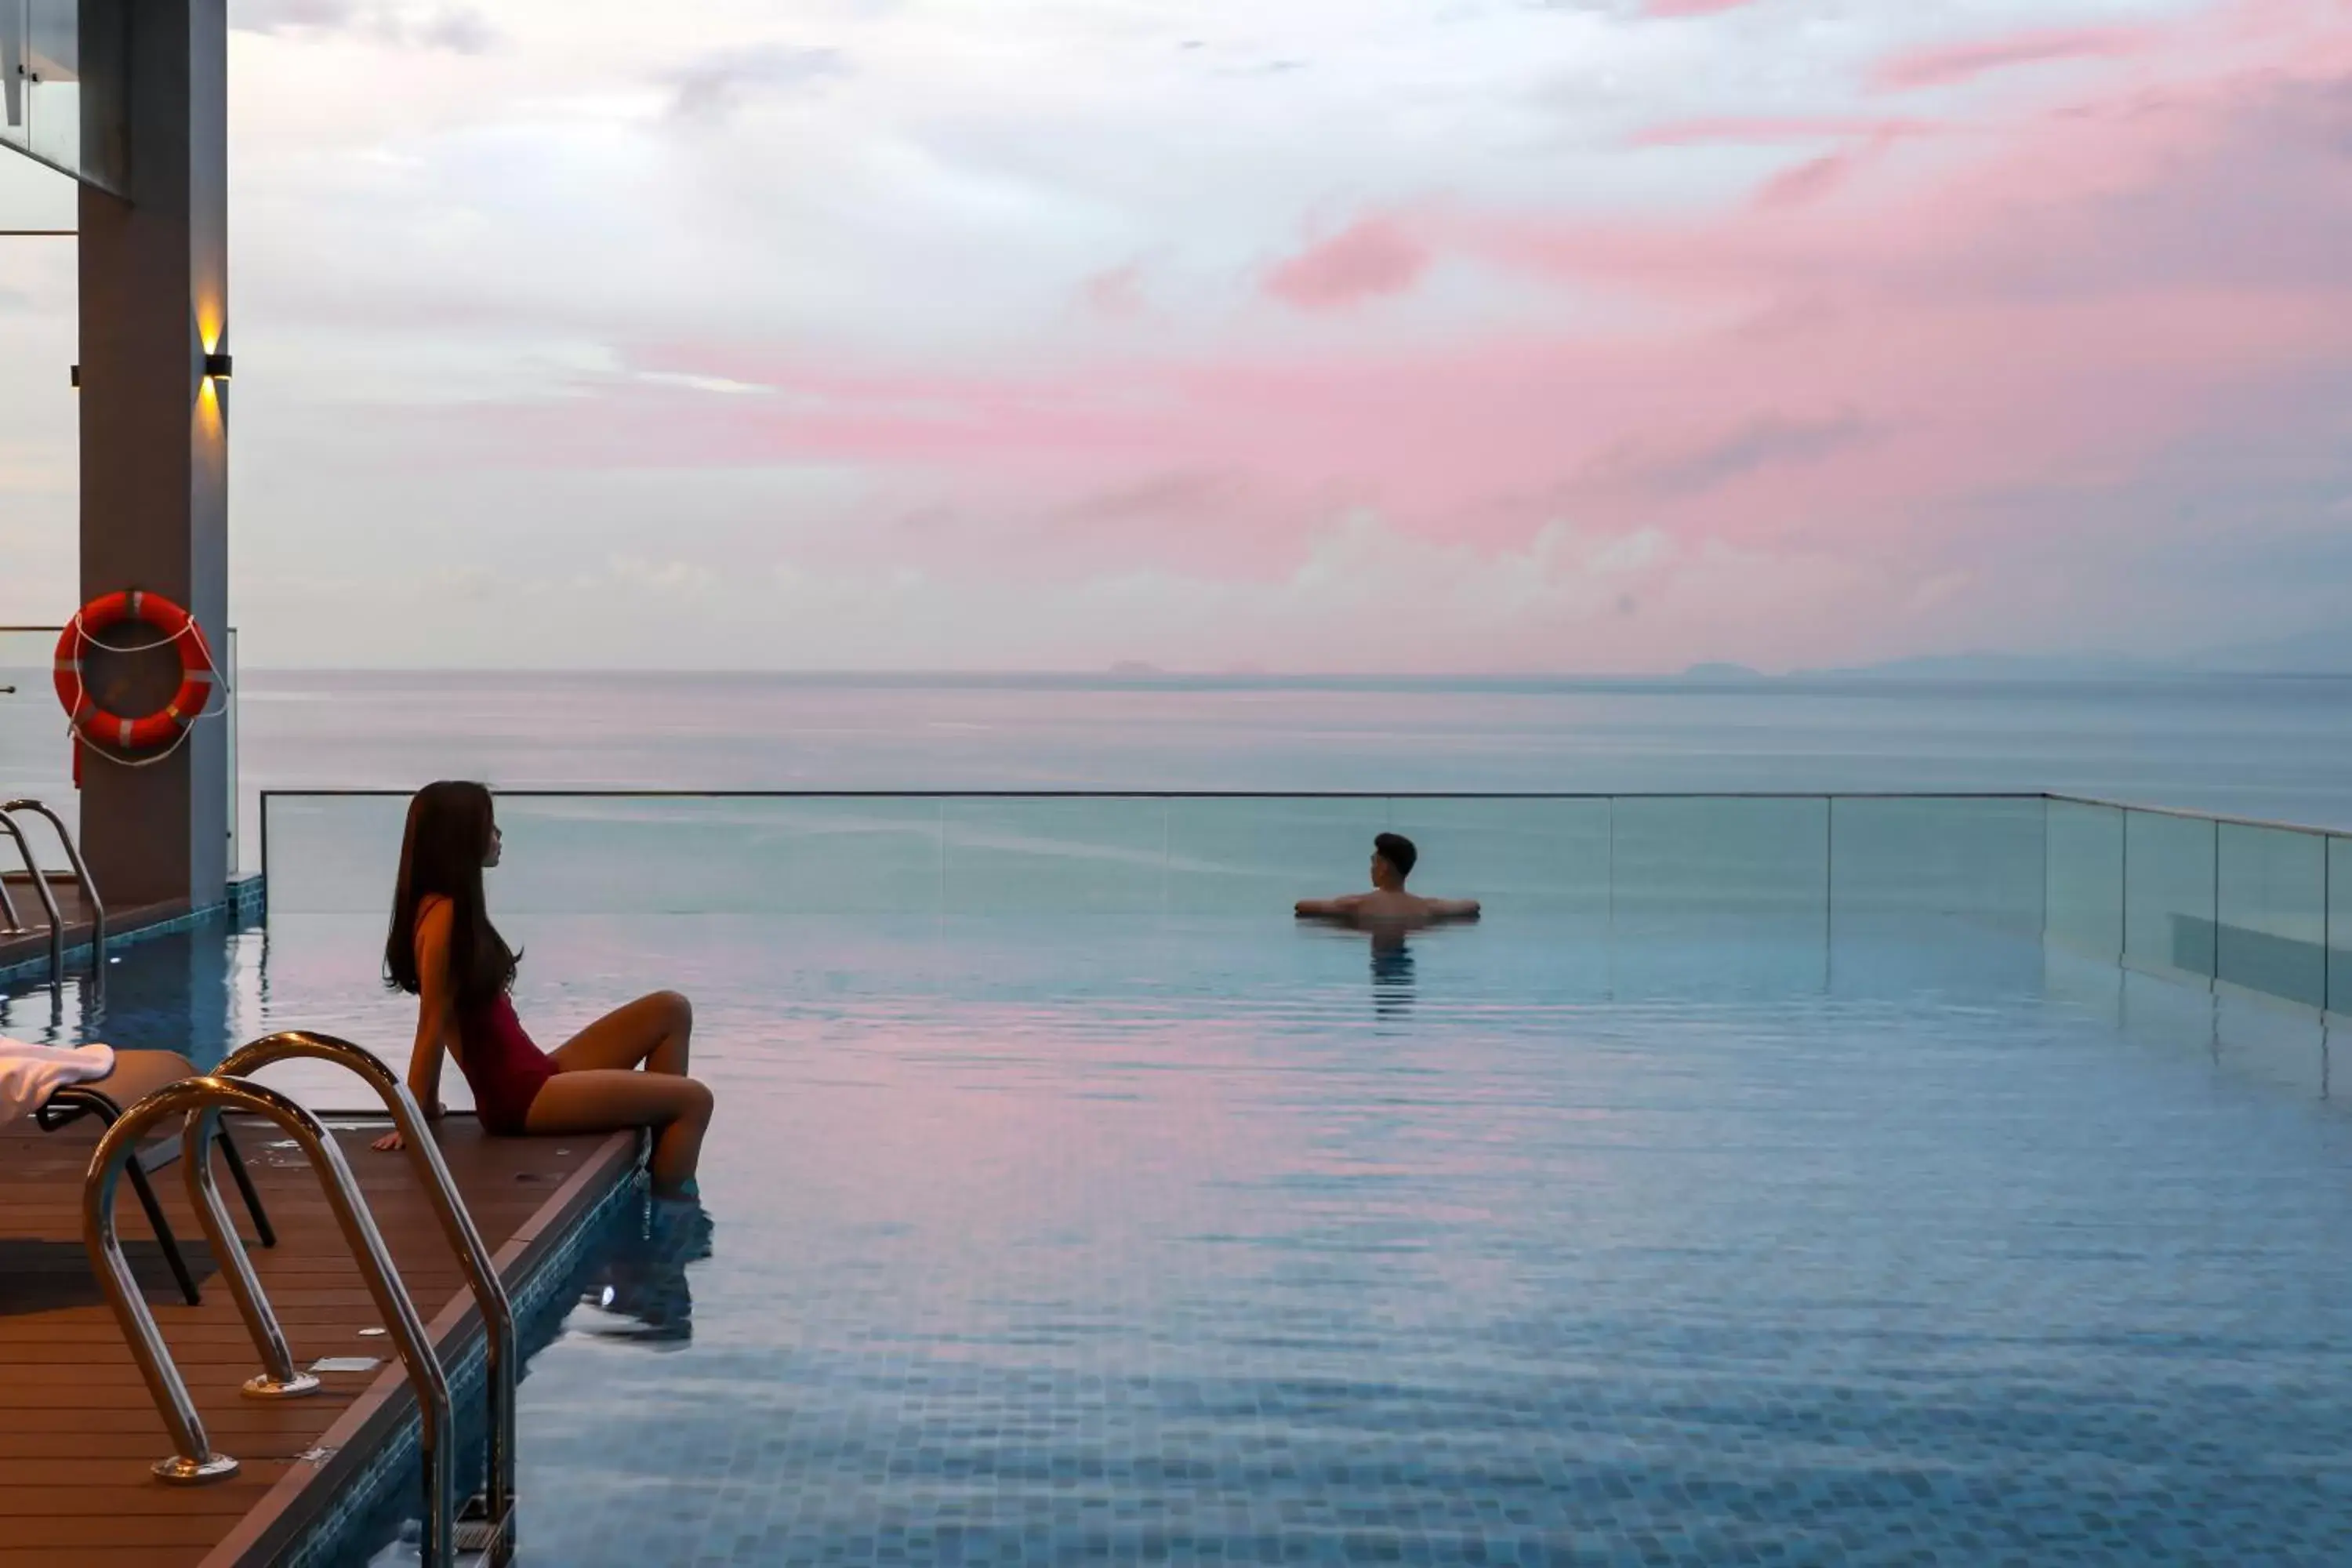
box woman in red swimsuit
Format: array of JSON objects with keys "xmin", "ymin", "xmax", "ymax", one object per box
[{"xmin": 371, "ymin": 781, "xmax": 714, "ymax": 1197}]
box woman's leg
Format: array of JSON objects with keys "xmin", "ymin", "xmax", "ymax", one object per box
[
  {"xmin": 548, "ymin": 990, "xmax": 693, "ymax": 1076},
  {"xmin": 524, "ymin": 1069, "xmax": 713, "ymax": 1195}
]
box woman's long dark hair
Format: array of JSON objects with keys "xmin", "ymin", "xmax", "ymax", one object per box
[{"xmin": 384, "ymin": 781, "xmax": 519, "ymax": 1008}]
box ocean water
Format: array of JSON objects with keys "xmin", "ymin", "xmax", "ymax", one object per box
[
  {"xmin": 227, "ymin": 670, "xmax": 2352, "ymax": 816},
  {"xmin": 9, "ymin": 669, "xmax": 2352, "ymax": 873}
]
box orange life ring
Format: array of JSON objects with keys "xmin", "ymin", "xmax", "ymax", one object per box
[{"xmin": 53, "ymin": 590, "xmax": 219, "ymax": 753}]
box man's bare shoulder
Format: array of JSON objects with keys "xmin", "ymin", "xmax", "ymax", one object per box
[
  {"xmin": 1294, "ymin": 890, "xmax": 1479, "ymax": 923},
  {"xmin": 1294, "ymin": 892, "xmax": 1371, "ymax": 917}
]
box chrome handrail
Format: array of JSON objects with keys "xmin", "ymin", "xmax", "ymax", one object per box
[
  {"xmin": 83, "ymin": 1076, "xmax": 457, "ymax": 1566},
  {"xmin": 217, "ymin": 1032, "xmax": 519, "ymax": 1555},
  {"xmin": 176, "ymin": 1098, "xmax": 325, "ymax": 1401},
  {"xmin": 0, "ymin": 809, "xmax": 64, "ymax": 982},
  {"xmin": 4, "ymin": 798, "xmax": 106, "ymax": 980}
]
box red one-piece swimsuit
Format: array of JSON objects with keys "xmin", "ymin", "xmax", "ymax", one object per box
[{"xmin": 454, "ymin": 992, "xmax": 557, "ymax": 1135}]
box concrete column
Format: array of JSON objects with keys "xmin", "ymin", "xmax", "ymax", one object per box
[{"xmin": 76, "ymin": 0, "xmax": 229, "ymax": 909}]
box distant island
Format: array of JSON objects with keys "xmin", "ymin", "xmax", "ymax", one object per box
[
  {"xmin": 1109, "ymin": 660, "xmax": 1161, "ymax": 676},
  {"xmin": 1680, "ymin": 662, "xmax": 1765, "ymax": 681}
]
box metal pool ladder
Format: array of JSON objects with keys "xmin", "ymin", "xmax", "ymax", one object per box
[
  {"xmin": 219, "ymin": 1032, "xmax": 521, "ymax": 1562},
  {"xmin": 83, "ymin": 1046, "xmax": 523, "ymax": 1566},
  {"xmin": 0, "ymin": 797, "xmax": 105, "ymax": 987}
]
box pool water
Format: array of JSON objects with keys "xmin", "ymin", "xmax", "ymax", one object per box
[{"xmin": 25, "ymin": 907, "xmax": 2349, "ymax": 1564}]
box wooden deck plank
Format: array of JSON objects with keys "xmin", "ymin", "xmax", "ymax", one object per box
[{"xmin": 2, "ymin": 1112, "xmax": 633, "ymax": 1566}]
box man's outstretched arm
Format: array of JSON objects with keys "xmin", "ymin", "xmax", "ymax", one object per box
[{"xmin": 1295, "ymin": 895, "xmax": 1365, "ymax": 918}]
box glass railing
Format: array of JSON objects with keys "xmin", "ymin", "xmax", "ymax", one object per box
[
  {"xmin": 260, "ymin": 790, "xmax": 2346, "ymax": 1015},
  {"xmin": 0, "ymin": 0, "xmax": 125, "ymax": 192},
  {"xmin": 2047, "ymin": 797, "xmax": 2349, "ymax": 1012},
  {"xmin": 0, "ymin": 622, "xmax": 240, "ymax": 873},
  {"xmin": 259, "ymin": 790, "xmax": 2046, "ymax": 929}
]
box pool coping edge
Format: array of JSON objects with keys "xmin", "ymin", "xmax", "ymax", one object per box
[{"xmin": 197, "ymin": 1127, "xmax": 641, "ymax": 1568}]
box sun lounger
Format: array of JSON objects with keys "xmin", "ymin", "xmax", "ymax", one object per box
[{"xmin": 33, "ymin": 1050, "xmax": 276, "ymax": 1305}]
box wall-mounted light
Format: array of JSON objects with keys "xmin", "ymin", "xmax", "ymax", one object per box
[
  {"xmin": 202, "ymin": 351, "xmax": 233, "ymax": 380},
  {"xmin": 69, "ymin": 364, "xmax": 79, "ymax": 390}
]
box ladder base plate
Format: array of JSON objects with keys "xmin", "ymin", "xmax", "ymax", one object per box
[{"xmin": 454, "ymin": 1493, "xmax": 515, "ymax": 1566}]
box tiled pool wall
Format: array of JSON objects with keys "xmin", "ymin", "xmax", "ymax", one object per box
[
  {"xmin": 0, "ymin": 871, "xmax": 265, "ymax": 989},
  {"xmin": 285, "ymin": 1171, "xmax": 648, "ymax": 1568}
]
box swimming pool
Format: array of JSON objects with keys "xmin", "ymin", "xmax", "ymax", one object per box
[{"xmin": 13, "ymin": 795, "xmax": 2352, "ymax": 1564}]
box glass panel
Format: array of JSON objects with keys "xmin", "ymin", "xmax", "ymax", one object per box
[
  {"xmin": 2045, "ymin": 799, "xmax": 2123, "ymax": 957},
  {"xmin": 1609, "ymin": 797, "xmax": 1828, "ymax": 927},
  {"xmin": 1828, "ymin": 797, "xmax": 2045, "ymax": 935},
  {"xmin": 1385, "ymin": 797, "xmax": 1610, "ymax": 919},
  {"xmin": 0, "ymin": 134, "xmax": 73, "ymax": 227},
  {"xmin": 498, "ymin": 796, "xmax": 945, "ymax": 915},
  {"xmin": 1, "ymin": 0, "xmax": 125, "ymax": 191},
  {"xmin": 260, "ymin": 793, "xmax": 2348, "ymax": 1019},
  {"xmin": 21, "ymin": 0, "xmax": 81, "ymax": 172},
  {"xmin": 2214, "ymin": 822, "xmax": 2325, "ymax": 1009},
  {"xmin": 942, "ymin": 797, "xmax": 1167, "ymax": 914},
  {"xmin": 2332, "ymin": 837, "xmax": 2350, "ymax": 1018},
  {"xmin": 1166, "ymin": 797, "xmax": 1381, "ymax": 916},
  {"xmin": 262, "ymin": 793, "xmax": 410, "ymax": 913},
  {"xmin": 265, "ymin": 794, "xmax": 959, "ymax": 916},
  {"xmin": 0, "ymin": 626, "xmax": 77, "ymax": 870},
  {"xmin": 226, "ymin": 627, "xmax": 241, "ymax": 877},
  {"xmin": 2123, "ymin": 809, "xmax": 2216, "ymax": 980}
]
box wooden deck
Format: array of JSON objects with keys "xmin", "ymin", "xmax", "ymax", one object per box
[{"xmin": 0, "ymin": 1112, "xmax": 637, "ymax": 1567}]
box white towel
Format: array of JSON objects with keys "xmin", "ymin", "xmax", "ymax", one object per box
[{"xmin": 0, "ymin": 1037, "xmax": 117, "ymax": 1121}]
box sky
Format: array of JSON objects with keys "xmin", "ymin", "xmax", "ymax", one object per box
[{"xmin": 1, "ymin": 0, "xmax": 2349, "ymax": 673}]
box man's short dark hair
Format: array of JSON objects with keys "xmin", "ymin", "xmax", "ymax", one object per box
[{"xmin": 1374, "ymin": 832, "xmax": 1417, "ymax": 880}]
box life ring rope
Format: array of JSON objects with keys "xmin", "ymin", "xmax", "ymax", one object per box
[{"xmin": 53, "ymin": 591, "xmax": 232, "ymax": 779}]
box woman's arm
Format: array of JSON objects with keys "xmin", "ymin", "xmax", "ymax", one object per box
[{"xmin": 375, "ymin": 901, "xmax": 456, "ymax": 1152}]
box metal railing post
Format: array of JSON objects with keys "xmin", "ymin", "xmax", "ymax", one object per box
[
  {"xmin": 83, "ymin": 1092, "xmax": 234, "ymax": 1484},
  {"xmin": 0, "ymin": 810, "xmax": 64, "ymax": 982},
  {"xmin": 177, "ymin": 1103, "xmax": 319, "ymax": 1400},
  {"xmin": 82, "ymin": 1076, "xmax": 456, "ymax": 1565},
  {"xmin": 217, "ymin": 1032, "xmax": 520, "ymax": 1559},
  {"xmin": 5, "ymin": 798, "xmax": 106, "ymax": 981}
]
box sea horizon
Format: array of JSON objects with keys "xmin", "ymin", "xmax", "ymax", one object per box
[{"xmin": 236, "ymin": 665, "xmax": 2352, "ymax": 689}]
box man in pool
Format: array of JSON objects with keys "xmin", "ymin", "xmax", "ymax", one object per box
[{"xmin": 1295, "ymin": 833, "xmax": 1481, "ymax": 925}]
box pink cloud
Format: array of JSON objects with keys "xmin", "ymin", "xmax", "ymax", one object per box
[
  {"xmin": 1082, "ymin": 263, "xmax": 1148, "ymax": 321},
  {"xmin": 1263, "ymin": 218, "xmax": 1431, "ymax": 311},
  {"xmin": 1750, "ymin": 139, "xmax": 1891, "ymax": 209},
  {"xmin": 363, "ymin": 2, "xmax": 2352, "ymax": 663},
  {"xmin": 1642, "ymin": 0, "xmax": 1760, "ymax": 16},
  {"xmin": 1630, "ymin": 116, "xmax": 1933, "ymax": 147},
  {"xmin": 1875, "ymin": 26, "xmax": 2151, "ymax": 93}
]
